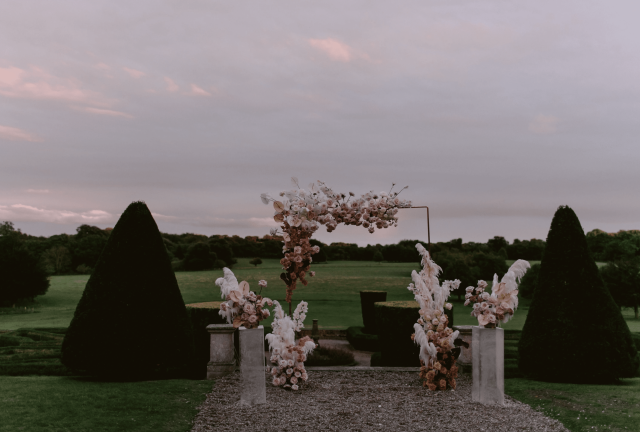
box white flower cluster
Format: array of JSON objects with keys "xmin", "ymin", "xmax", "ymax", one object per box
[
  {"xmin": 216, "ymin": 268, "xmax": 272, "ymax": 329},
  {"xmin": 265, "ymin": 300, "xmax": 316, "ymax": 390},
  {"xmin": 408, "ymin": 243, "xmax": 460, "ymax": 368},
  {"xmin": 465, "ymin": 260, "xmax": 530, "ymax": 327},
  {"xmin": 261, "ymin": 178, "xmax": 411, "ymax": 234}
]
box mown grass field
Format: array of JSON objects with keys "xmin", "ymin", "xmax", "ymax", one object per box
[{"xmin": 1, "ymin": 258, "xmax": 639, "ymax": 432}]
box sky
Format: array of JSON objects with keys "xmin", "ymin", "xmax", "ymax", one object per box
[{"xmin": 1, "ymin": 0, "xmax": 639, "ymax": 246}]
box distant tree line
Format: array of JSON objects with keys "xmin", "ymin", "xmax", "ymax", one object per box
[{"xmin": 2, "ymin": 220, "xmax": 639, "ymax": 311}]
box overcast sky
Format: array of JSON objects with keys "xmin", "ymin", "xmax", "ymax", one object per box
[{"xmin": 1, "ymin": 0, "xmax": 639, "ymax": 246}]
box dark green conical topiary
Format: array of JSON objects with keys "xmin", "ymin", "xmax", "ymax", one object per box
[
  {"xmin": 62, "ymin": 201, "xmax": 194, "ymax": 377},
  {"xmin": 518, "ymin": 206, "xmax": 639, "ymax": 382}
]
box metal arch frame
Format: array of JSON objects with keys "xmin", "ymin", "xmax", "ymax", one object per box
[{"xmin": 403, "ymin": 206, "xmax": 430, "ymax": 255}]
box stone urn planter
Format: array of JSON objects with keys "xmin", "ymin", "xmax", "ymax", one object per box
[
  {"xmin": 472, "ymin": 326, "xmax": 504, "ymax": 405},
  {"xmin": 238, "ymin": 325, "xmax": 266, "ymax": 406}
]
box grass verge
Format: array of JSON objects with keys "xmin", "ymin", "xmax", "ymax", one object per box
[
  {"xmin": 505, "ymin": 377, "xmax": 640, "ymax": 432},
  {"xmin": 0, "ymin": 376, "xmax": 212, "ymax": 432}
]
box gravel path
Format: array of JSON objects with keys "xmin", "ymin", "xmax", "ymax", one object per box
[{"xmin": 191, "ymin": 371, "xmax": 568, "ymax": 432}]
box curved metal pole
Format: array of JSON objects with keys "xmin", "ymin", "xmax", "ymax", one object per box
[{"xmin": 406, "ymin": 206, "xmax": 430, "ymax": 255}]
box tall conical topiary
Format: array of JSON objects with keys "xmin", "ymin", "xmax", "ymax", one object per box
[
  {"xmin": 62, "ymin": 201, "xmax": 194, "ymax": 377},
  {"xmin": 518, "ymin": 206, "xmax": 639, "ymax": 382}
]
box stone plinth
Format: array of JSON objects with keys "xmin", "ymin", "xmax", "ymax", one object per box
[
  {"xmin": 453, "ymin": 325, "xmax": 473, "ymax": 372},
  {"xmin": 472, "ymin": 326, "xmax": 504, "ymax": 405},
  {"xmin": 239, "ymin": 326, "xmax": 266, "ymax": 406},
  {"xmin": 206, "ymin": 324, "xmax": 236, "ymax": 380}
]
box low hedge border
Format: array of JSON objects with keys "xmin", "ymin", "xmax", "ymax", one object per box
[
  {"xmin": 346, "ymin": 326, "xmax": 380, "ymax": 352},
  {"xmin": 185, "ymin": 302, "xmax": 226, "ymax": 377}
]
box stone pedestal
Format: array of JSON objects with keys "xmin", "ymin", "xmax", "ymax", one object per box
[
  {"xmin": 239, "ymin": 326, "xmax": 266, "ymax": 406},
  {"xmin": 453, "ymin": 325, "xmax": 473, "ymax": 373},
  {"xmin": 206, "ymin": 324, "xmax": 236, "ymax": 380},
  {"xmin": 472, "ymin": 326, "xmax": 504, "ymax": 405}
]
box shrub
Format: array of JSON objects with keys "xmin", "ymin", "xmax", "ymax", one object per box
[
  {"xmin": 213, "ymin": 259, "xmax": 227, "ymax": 270},
  {"xmin": 346, "ymin": 326, "xmax": 380, "ymax": 351},
  {"xmin": 373, "ymin": 251, "xmax": 383, "ymax": 262},
  {"xmin": 249, "ymin": 258, "xmax": 262, "ymax": 267},
  {"xmin": 518, "ymin": 206, "xmax": 639, "ymax": 382},
  {"xmin": 0, "ymin": 230, "xmax": 50, "ymax": 306},
  {"xmin": 600, "ymin": 259, "xmax": 640, "ymax": 319},
  {"xmin": 183, "ymin": 242, "xmax": 216, "ymax": 271},
  {"xmin": 305, "ymin": 346, "xmax": 355, "ymax": 366},
  {"xmin": 359, "ymin": 290, "xmax": 387, "ymax": 333},
  {"xmin": 374, "ymin": 301, "xmax": 421, "ymax": 367},
  {"xmin": 185, "ymin": 302, "xmax": 226, "ymax": 378},
  {"xmin": 518, "ymin": 263, "xmax": 540, "ymax": 299},
  {"xmin": 75, "ymin": 264, "xmax": 92, "ymax": 274},
  {"xmin": 61, "ymin": 201, "xmax": 194, "ymax": 378}
]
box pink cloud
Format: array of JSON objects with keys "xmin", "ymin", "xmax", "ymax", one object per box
[
  {"xmin": 26, "ymin": 189, "xmax": 50, "ymax": 194},
  {"xmin": 76, "ymin": 107, "xmax": 133, "ymax": 119},
  {"xmin": 0, "ymin": 204, "xmax": 115, "ymax": 225},
  {"xmin": 308, "ymin": 38, "xmax": 352, "ymax": 62},
  {"xmin": 0, "ymin": 65, "xmax": 105, "ymax": 105},
  {"xmin": 190, "ymin": 84, "xmax": 211, "ymax": 96},
  {"xmin": 164, "ymin": 77, "xmax": 179, "ymax": 92},
  {"xmin": 95, "ymin": 63, "xmax": 110, "ymax": 70},
  {"xmin": 0, "ymin": 125, "xmax": 42, "ymax": 142},
  {"xmin": 529, "ymin": 114, "xmax": 559, "ymax": 134},
  {"xmin": 123, "ymin": 67, "xmax": 145, "ymax": 78}
]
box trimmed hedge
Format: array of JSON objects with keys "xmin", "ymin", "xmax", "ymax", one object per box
[
  {"xmin": 519, "ymin": 206, "xmax": 639, "ymax": 382},
  {"xmin": 305, "ymin": 346, "xmax": 355, "ymax": 366},
  {"xmin": 185, "ymin": 302, "xmax": 226, "ymax": 377},
  {"xmin": 346, "ymin": 326, "xmax": 380, "ymax": 351},
  {"xmin": 374, "ymin": 300, "xmax": 455, "ymax": 367},
  {"xmin": 62, "ymin": 201, "xmax": 195, "ymax": 378},
  {"xmin": 374, "ymin": 301, "xmax": 421, "ymax": 367},
  {"xmin": 359, "ymin": 291, "xmax": 387, "ymax": 333}
]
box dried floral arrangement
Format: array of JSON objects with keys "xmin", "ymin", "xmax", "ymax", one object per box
[
  {"xmin": 464, "ymin": 260, "xmax": 530, "ymax": 328},
  {"xmin": 265, "ymin": 300, "xmax": 316, "ymax": 390},
  {"xmin": 409, "ymin": 243, "xmax": 464, "ymax": 390},
  {"xmin": 216, "ymin": 268, "xmax": 273, "ymax": 329},
  {"xmin": 261, "ymin": 178, "xmax": 411, "ymax": 309}
]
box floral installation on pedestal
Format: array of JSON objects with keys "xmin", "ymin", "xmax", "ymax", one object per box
[
  {"xmin": 260, "ymin": 178, "xmax": 412, "ymax": 388},
  {"xmin": 409, "ymin": 243, "xmax": 465, "ymax": 390},
  {"xmin": 216, "ymin": 267, "xmax": 273, "ymax": 329},
  {"xmin": 464, "ymin": 260, "xmax": 530, "ymax": 328},
  {"xmin": 265, "ymin": 300, "xmax": 316, "ymax": 390}
]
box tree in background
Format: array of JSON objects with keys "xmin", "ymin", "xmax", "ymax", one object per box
[
  {"xmin": 373, "ymin": 250, "xmax": 383, "ymax": 263},
  {"xmin": 61, "ymin": 201, "xmax": 194, "ymax": 377},
  {"xmin": 518, "ymin": 206, "xmax": 639, "ymax": 382},
  {"xmin": 0, "ymin": 223, "xmax": 50, "ymax": 306},
  {"xmin": 487, "ymin": 236, "xmax": 509, "ymax": 254},
  {"xmin": 249, "ymin": 257, "xmax": 263, "ymax": 267},
  {"xmin": 208, "ymin": 237, "xmax": 237, "ymax": 268},
  {"xmin": 518, "ymin": 263, "xmax": 541, "ymax": 299},
  {"xmin": 183, "ymin": 242, "xmax": 216, "ymax": 271},
  {"xmin": 601, "ymin": 259, "xmax": 640, "ymax": 319},
  {"xmin": 43, "ymin": 246, "xmax": 72, "ymax": 274}
]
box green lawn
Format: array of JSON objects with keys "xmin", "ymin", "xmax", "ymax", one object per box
[
  {"xmin": 0, "ymin": 376, "xmax": 212, "ymax": 432},
  {"xmin": 0, "ymin": 258, "xmax": 633, "ymax": 332},
  {"xmin": 506, "ymin": 378, "xmax": 640, "ymax": 432}
]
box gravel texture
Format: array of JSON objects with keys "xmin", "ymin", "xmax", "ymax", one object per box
[{"xmin": 191, "ymin": 371, "xmax": 569, "ymax": 432}]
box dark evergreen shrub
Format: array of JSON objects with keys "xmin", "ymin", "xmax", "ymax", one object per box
[
  {"xmin": 518, "ymin": 263, "xmax": 541, "ymax": 299},
  {"xmin": 518, "ymin": 206, "xmax": 639, "ymax": 382},
  {"xmin": 213, "ymin": 259, "xmax": 227, "ymax": 270},
  {"xmin": 61, "ymin": 201, "xmax": 194, "ymax": 378},
  {"xmin": 249, "ymin": 258, "xmax": 262, "ymax": 267},
  {"xmin": 359, "ymin": 290, "xmax": 387, "ymax": 333},
  {"xmin": 0, "ymin": 232, "xmax": 50, "ymax": 306},
  {"xmin": 305, "ymin": 346, "xmax": 355, "ymax": 366},
  {"xmin": 183, "ymin": 242, "xmax": 216, "ymax": 271},
  {"xmin": 374, "ymin": 301, "xmax": 421, "ymax": 366},
  {"xmin": 185, "ymin": 303, "xmax": 226, "ymax": 378}
]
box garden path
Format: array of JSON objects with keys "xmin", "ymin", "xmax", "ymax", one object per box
[{"xmin": 192, "ymin": 371, "xmax": 568, "ymax": 432}]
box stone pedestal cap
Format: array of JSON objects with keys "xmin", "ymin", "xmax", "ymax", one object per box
[{"xmin": 207, "ymin": 324, "xmax": 235, "ymax": 333}]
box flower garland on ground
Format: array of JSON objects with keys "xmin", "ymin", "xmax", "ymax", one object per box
[
  {"xmin": 216, "ymin": 267, "xmax": 273, "ymax": 329},
  {"xmin": 261, "ymin": 178, "xmax": 411, "ymax": 308},
  {"xmin": 265, "ymin": 300, "xmax": 316, "ymax": 390},
  {"xmin": 409, "ymin": 243, "xmax": 463, "ymax": 390},
  {"xmin": 464, "ymin": 260, "xmax": 530, "ymax": 328}
]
